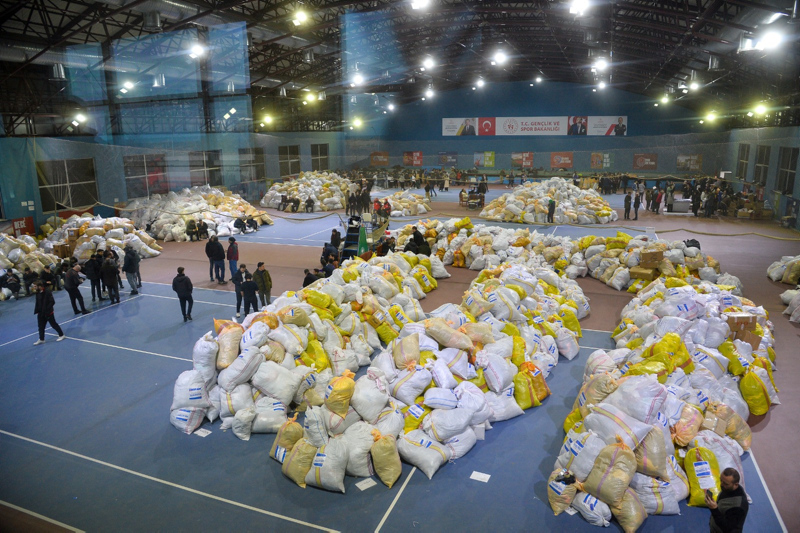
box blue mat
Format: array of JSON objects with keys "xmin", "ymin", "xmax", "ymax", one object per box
[{"xmin": 0, "ymin": 285, "xmax": 783, "ymax": 532}]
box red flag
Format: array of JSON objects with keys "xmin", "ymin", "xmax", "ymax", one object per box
[{"xmin": 478, "ymin": 117, "xmax": 495, "ymax": 136}]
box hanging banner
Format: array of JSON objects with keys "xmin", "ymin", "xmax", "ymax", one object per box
[
  {"xmin": 591, "ymin": 153, "xmax": 614, "ymax": 169},
  {"xmin": 511, "ymin": 152, "xmax": 534, "ymax": 168},
  {"xmin": 12, "ymin": 217, "xmax": 35, "ymax": 237},
  {"xmin": 438, "ymin": 152, "xmax": 458, "ymax": 165},
  {"xmin": 550, "ymin": 152, "xmax": 574, "ymax": 169},
  {"xmin": 443, "ymin": 116, "xmax": 628, "ymax": 136},
  {"xmin": 633, "ymin": 153, "xmax": 658, "ymax": 170},
  {"xmin": 474, "ymin": 151, "xmax": 495, "ymax": 168},
  {"xmin": 677, "ymin": 154, "xmax": 703, "ymax": 172},
  {"xmin": 403, "ymin": 151, "xmax": 423, "ymax": 166},
  {"xmin": 370, "ymin": 151, "xmax": 389, "ymax": 166}
]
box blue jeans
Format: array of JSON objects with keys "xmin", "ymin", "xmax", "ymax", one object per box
[
  {"xmin": 213, "ymin": 260, "xmax": 225, "ymax": 282},
  {"xmin": 229, "ymin": 260, "xmax": 237, "ymax": 275}
]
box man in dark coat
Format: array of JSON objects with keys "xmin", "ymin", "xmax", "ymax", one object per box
[
  {"xmin": 171, "ymin": 266, "xmax": 193, "ymax": 322},
  {"xmin": 122, "ymin": 246, "xmax": 140, "ymax": 295},
  {"xmin": 205, "ymin": 236, "xmax": 226, "ymax": 284},
  {"xmin": 624, "ymin": 192, "xmax": 632, "ymax": 220},
  {"xmin": 32, "ymin": 281, "xmax": 65, "ymax": 345},
  {"xmin": 253, "ymin": 262, "xmax": 272, "ymax": 309},
  {"xmin": 231, "ymin": 264, "xmax": 249, "ymax": 318},
  {"xmin": 83, "ymin": 254, "xmax": 103, "ymax": 300},
  {"xmin": 240, "ymin": 273, "xmax": 260, "ymax": 315},
  {"xmin": 411, "ymin": 226, "xmax": 425, "ymax": 247},
  {"xmin": 302, "ymin": 269, "xmax": 317, "ymax": 288},
  {"xmin": 64, "ymin": 264, "xmax": 90, "ymax": 315},
  {"xmin": 101, "ymin": 258, "xmax": 121, "ymax": 304}
]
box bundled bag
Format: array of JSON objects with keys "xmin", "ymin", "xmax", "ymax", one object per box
[
  {"xmin": 583, "ymin": 438, "xmax": 637, "ymax": 507},
  {"xmin": 370, "ymin": 430, "xmax": 403, "ymax": 488},
  {"xmin": 392, "ymin": 333, "xmax": 421, "ymax": 368},
  {"xmin": 282, "ymin": 439, "xmax": 318, "ymax": 488},
  {"xmin": 575, "ymin": 374, "xmax": 619, "ymax": 418},
  {"xmin": 252, "ymin": 398, "xmax": 288, "ymax": 433},
  {"xmin": 170, "ymin": 407, "xmax": 206, "ymax": 434},
  {"xmin": 673, "ymin": 403, "xmax": 704, "ymax": 446},
  {"xmin": 251, "ymin": 361, "xmax": 302, "ymax": 407},
  {"xmin": 391, "ymin": 364, "xmax": 433, "ymax": 406},
  {"xmin": 216, "ymin": 324, "xmax": 244, "ymax": 370},
  {"xmin": 192, "ymin": 332, "xmax": 219, "ymax": 387},
  {"xmin": 325, "ymin": 370, "xmax": 357, "ymax": 418},
  {"xmin": 170, "ymin": 370, "xmax": 213, "ymax": 411},
  {"xmin": 634, "ymin": 427, "xmax": 669, "ymax": 480},
  {"xmin": 485, "ymin": 388, "xmax": 524, "ymax": 422},
  {"xmin": 424, "ymin": 318, "xmax": 472, "ymax": 350},
  {"xmin": 343, "ymin": 421, "xmax": 377, "ymax": 477},
  {"xmin": 397, "ymin": 429, "xmax": 453, "ymax": 479},
  {"xmin": 571, "ymin": 491, "xmax": 612, "ymax": 527},
  {"xmin": 547, "ymin": 469, "xmax": 578, "ymax": 515},
  {"xmin": 232, "ymin": 407, "xmax": 257, "ymax": 441},
  {"xmin": 478, "ymin": 352, "xmax": 517, "ymax": 393},
  {"xmin": 270, "ymin": 414, "xmax": 304, "ymax": 463},
  {"xmin": 443, "ymin": 427, "xmax": 477, "ymax": 459},
  {"xmin": 421, "ymin": 407, "xmax": 472, "ymax": 442},
  {"xmin": 604, "ymin": 375, "xmax": 666, "ymax": 425},
  {"xmin": 513, "ymin": 362, "xmax": 551, "ymax": 409},
  {"xmin": 217, "ymin": 347, "xmax": 261, "ymax": 392},
  {"xmin": 610, "ymin": 488, "xmax": 648, "ymax": 533},
  {"xmin": 351, "ymin": 369, "xmax": 390, "ymax": 423},
  {"xmin": 685, "ymin": 446, "xmax": 721, "ymax": 506},
  {"xmin": 304, "ymin": 435, "xmax": 348, "ymax": 493},
  {"xmin": 583, "ymin": 403, "xmax": 652, "ymax": 450},
  {"xmin": 555, "ymin": 430, "xmax": 606, "ymax": 482},
  {"xmin": 629, "ymin": 473, "xmax": 680, "ymax": 515}
]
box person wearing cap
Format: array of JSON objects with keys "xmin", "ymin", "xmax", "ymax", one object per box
[
  {"xmin": 253, "ymin": 262, "xmax": 272, "ymax": 309},
  {"xmin": 227, "ymin": 237, "xmax": 239, "ymax": 274},
  {"xmin": 240, "ymin": 272, "xmax": 259, "ymax": 315}
]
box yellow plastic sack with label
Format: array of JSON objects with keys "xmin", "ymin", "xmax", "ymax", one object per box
[
  {"xmin": 510, "ymin": 336, "xmax": 526, "ymax": 367},
  {"xmin": 278, "ymin": 306, "xmax": 311, "ymax": 327},
  {"xmin": 611, "ymin": 488, "xmax": 648, "ymax": 533},
  {"xmin": 707, "ymin": 402, "xmax": 751, "ymax": 450},
  {"xmin": 282, "ymin": 439, "xmax": 318, "ymax": 488},
  {"xmin": 685, "ymin": 446, "xmax": 721, "ymax": 506},
  {"xmin": 575, "ymin": 374, "xmax": 619, "ymax": 418},
  {"xmin": 216, "ymin": 324, "xmax": 245, "ymax": 370},
  {"xmin": 412, "ymin": 267, "xmax": 437, "ymax": 293},
  {"xmin": 548, "ymin": 469, "xmax": 578, "ymax": 515},
  {"xmin": 739, "ymin": 368, "xmax": 770, "ymax": 416},
  {"xmin": 424, "ymin": 317, "xmax": 473, "ymax": 351},
  {"xmin": 513, "ymin": 362, "xmax": 551, "ymax": 410},
  {"xmin": 563, "ymin": 407, "xmax": 583, "ymax": 433},
  {"xmin": 718, "ymin": 340, "xmax": 747, "ymax": 377},
  {"xmin": 583, "ymin": 439, "xmax": 637, "ymax": 507},
  {"xmin": 370, "ymin": 430, "xmax": 403, "ymax": 488},
  {"xmin": 559, "ymin": 308, "xmax": 582, "ymax": 338},
  {"xmin": 306, "ymin": 338, "xmax": 330, "ymax": 371},
  {"xmin": 673, "ymin": 403, "xmax": 704, "ymax": 446},
  {"xmin": 251, "ymin": 312, "xmax": 279, "ymax": 330},
  {"xmin": 302, "ymin": 289, "xmax": 332, "ymax": 309},
  {"xmin": 388, "ymin": 304, "xmax": 412, "ymax": 328},
  {"xmin": 402, "ymin": 400, "xmax": 432, "ymax": 433},
  {"xmin": 392, "ymin": 333, "xmax": 421, "ymax": 368},
  {"xmin": 635, "ymin": 427, "xmax": 669, "ymax": 480},
  {"xmin": 270, "ymin": 414, "xmax": 304, "ymax": 462},
  {"xmin": 624, "ymin": 360, "xmax": 669, "ymax": 384},
  {"xmin": 324, "ymin": 370, "xmax": 356, "ymax": 418}
]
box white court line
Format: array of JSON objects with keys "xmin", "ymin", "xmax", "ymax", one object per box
[
  {"xmin": 749, "ymin": 450, "xmax": 788, "ymax": 533},
  {"xmin": 578, "ymin": 346, "xmax": 614, "ymax": 352},
  {"xmin": 374, "ymin": 467, "xmax": 416, "ymax": 533},
  {"xmin": 0, "ymin": 296, "xmax": 142, "ymax": 349},
  {"xmin": 582, "ymin": 328, "xmax": 613, "ymax": 334},
  {"xmin": 300, "ymin": 227, "xmax": 337, "ymax": 240},
  {"xmin": 45, "ymin": 333, "xmax": 191, "ymax": 363},
  {"xmin": 0, "ymin": 430, "xmax": 338, "ymax": 533},
  {"xmin": 143, "ymin": 281, "xmax": 231, "ymax": 293},
  {"xmin": 0, "ymin": 499, "xmax": 85, "ymax": 533},
  {"xmin": 141, "ymin": 293, "xmax": 236, "ymax": 308}
]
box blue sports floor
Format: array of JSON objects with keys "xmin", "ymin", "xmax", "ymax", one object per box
[{"xmin": 0, "ymin": 277, "xmax": 785, "ymax": 531}]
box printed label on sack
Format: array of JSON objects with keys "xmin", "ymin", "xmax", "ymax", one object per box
[
  {"xmin": 275, "ymin": 446, "xmax": 287, "ymax": 464},
  {"xmin": 533, "ymin": 369, "xmax": 541, "ymax": 377},
  {"xmin": 273, "ymin": 402, "xmax": 285, "ymax": 412},
  {"xmin": 696, "ymin": 391, "xmax": 709, "ymax": 407},
  {"xmin": 548, "ymin": 343, "xmax": 557, "ymax": 356},
  {"xmin": 408, "ymin": 404, "xmax": 425, "ymax": 419},
  {"xmin": 487, "ymin": 293, "xmax": 498, "ymax": 303},
  {"xmin": 578, "ymin": 391, "xmax": 587, "ymax": 407},
  {"xmin": 549, "ymin": 481, "xmax": 566, "ymax": 496},
  {"xmin": 188, "ymin": 387, "xmax": 202, "ymax": 401},
  {"xmin": 374, "ymin": 311, "xmax": 386, "ymax": 322},
  {"xmin": 583, "ymin": 301, "xmax": 590, "ymax": 311},
  {"xmin": 305, "ymin": 374, "xmax": 316, "ymax": 388},
  {"xmin": 325, "ymin": 384, "xmax": 333, "ymax": 399},
  {"xmin": 667, "ymin": 288, "xmax": 681, "ymax": 297},
  {"xmin": 694, "ymin": 461, "xmax": 716, "ymax": 489},
  {"xmin": 656, "ymin": 411, "xmax": 668, "ymax": 428},
  {"xmin": 419, "ymin": 438, "xmax": 433, "ymax": 448},
  {"xmin": 506, "ymin": 386, "xmax": 515, "ymax": 398},
  {"xmin": 466, "ymin": 295, "xmax": 475, "ymax": 306},
  {"xmin": 737, "ymin": 356, "xmax": 750, "ymax": 369},
  {"xmin": 570, "ymin": 439, "xmax": 585, "ymax": 457},
  {"xmin": 722, "ymin": 295, "xmax": 733, "ymax": 307},
  {"xmin": 533, "ymin": 315, "xmax": 544, "ymax": 324},
  {"xmin": 620, "ymin": 363, "xmax": 630, "ymax": 375},
  {"xmin": 383, "ymin": 264, "xmax": 391, "ymax": 271},
  {"xmin": 666, "ymin": 385, "xmax": 679, "ymax": 396},
  {"xmin": 583, "ymin": 493, "xmax": 599, "ymax": 510},
  {"xmin": 313, "ymin": 453, "xmax": 326, "ymax": 468},
  {"xmin": 694, "ymin": 351, "xmax": 708, "ymax": 363}
]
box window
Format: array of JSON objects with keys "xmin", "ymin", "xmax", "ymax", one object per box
[
  {"xmin": 754, "ymin": 145, "xmax": 770, "ymax": 186},
  {"xmin": 239, "ymin": 147, "xmax": 265, "ymax": 184},
  {"xmin": 36, "ymin": 158, "xmax": 98, "ymax": 212},
  {"xmin": 278, "ymin": 145, "xmax": 300, "ymax": 177},
  {"xmin": 123, "ymin": 154, "xmax": 168, "ymax": 199},
  {"xmin": 311, "ymin": 143, "xmax": 329, "ymax": 171},
  {"xmin": 188, "ymin": 150, "xmax": 223, "ymax": 187},
  {"xmin": 776, "ymin": 147, "xmax": 799, "ymax": 195},
  {"xmin": 736, "ymin": 144, "xmax": 750, "ymax": 181}
]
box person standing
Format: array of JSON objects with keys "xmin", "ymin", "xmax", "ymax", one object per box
[
  {"xmin": 645, "ymin": 188, "xmax": 652, "ymax": 211},
  {"xmin": 654, "ymin": 189, "xmax": 663, "ymax": 214},
  {"xmin": 231, "ymin": 264, "xmax": 249, "ymax": 318},
  {"xmin": 84, "ymin": 254, "xmax": 103, "ymax": 301},
  {"xmin": 666, "ymin": 185, "xmax": 675, "ymax": 213},
  {"xmin": 253, "ymin": 262, "xmax": 272, "ymax": 310},
  {"xmin": 624, "ymin": 192, "xmax": 632, "ymax": 220},
  {"xmin": 547, "ymin": 198, "xmax": 556, "ymax": 223},
  {"xmin": 101, "ymin": 257, "xmax": 121, "ymax": 304},
  {"xmin": 40, "ymin": 264, "xmax": 57, "ymax": 291},
  {"xmin": 706, "ymin": 468, "xmax": 748, "ymax": 533},
  {"xmin": 32, "ymin": 281, "xmax": 65, "ymax": 345},
  {"xmin": 227, "ymin": 237, "xmax": 239, "ymax": 274},
  {"xmin": 122, "ymin": 245, "xmax": 140, "ymax": 295},
  {"xmin": 171, "ymin": 266, "xmax": 193, "ymax": 322},
  {"xmin": 205, "ymin": 236, "xmax": 226, "ymax": 284},
  {"xmin": 240, "ymin": 273, "xmax": 260, "ymax": 315},
  {"xmin": 633, "ymin": 192, "xmax": 641, "ymax": 220},
  {"xmin": 64, "ymin": 264, "xmax": 90, "ymax": 315}
]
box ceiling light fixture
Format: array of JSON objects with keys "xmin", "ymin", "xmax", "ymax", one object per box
[
  {"xmin": 388, "ymin": 104, "xmax": 395, "ymax": 111},
  {"xmin": 699, "ymin": 120, "xmax": 704, "ymax": 124},
  {"xmin": 755, "ymin": 104, "xmax": 767, "ymax": 114},
  {"xmin": 410, "ymin": 0, "xmax": 430, "ymax": 10},
  {"xmin": 570, "ymin": 0, "xmax": 589, "ymax": 16},
  {"xmin": 536, "ymin": 76, "xmax": 543, "ymax": 83},
  {"xmin": 476, "ymin": 79, "xmax": 485, "ymax": 87},
  {"xmin": 119, "ymin": 88, "xmax": 128, "ymax": 94},
  {"xmin": 661, "ymin": 95, "xmax": 669, "ymax": 104},
  {"xmin": 493, "ymin": 51, "xmax": 507, "ymax": 65},
  {"xmin": 264, "ymin": 116, "xmax": 273, "ymax": 123},
  {"xmin": 706, "ymin": 112, "xmax": 716, "ymax": 121},
  {"xmin": 747, "ymin": 112, "xmax": 754, "ymax": 117},
  {"xmin": 75, "ymin": 114, "xmax": 86, "ymax": 123},
  {"xmin": 353, "ymin": 118, "xmax": 363, "ymax": 127},
  {"xmin": 292, "ymin": 11, "xmax": 308, "ymax": 26},
  {"xmin": 594, "ymin": 58, "xmax": 608, "ymax": 71},
  {"xmin": 425, "ymin": 87, "xmax": 434, "ymax": 98},
  {"xmin": 422, "ymin": 56, "xmax": 435, "ymax": 69},
  {"xmin": 598, "ymin": 81, "xmax": 606, "ymax": 90},
  {"xmin": 352, "ymin": 73, "xmax": 364, "ymax": 85},
  {"xmin": 123, "ymin": 81, "xmax": 134, "ymax": 89},
  {"xmin": 189, "ymin": 44, "xmax": 204, "ymax": 58}
]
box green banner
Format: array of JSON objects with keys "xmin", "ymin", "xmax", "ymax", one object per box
[{"xmin": 357, "ymin": 226, "xmax": 369, "ymax": 256}]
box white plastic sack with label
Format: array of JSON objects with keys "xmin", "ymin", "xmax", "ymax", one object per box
[
  {"xmin": 171, "ymin": 370, "xmax": 213, "ymax": 411},
  {"xmin": 435, "ymin": 348, "xmax": 476, "ymax": 380},
  {"xmin": 390, "ymin": 365, "xmax": 432, "ymax": 406},
  {"xmin": 217, "ymin": 347, "xmax": 262, "ymax": 392},
  {"xmin": 303, "ymin": 405, "xmax": 330, "ymax": 448},
  {"xmin": 486, "ymin": 387, "xmax": 524, "ymax": 422},
  {"xmin": 251, "ymin": 361, "xmax": 302, "ymax": 406},
  {"xmin": 584, "ymin": 350, "xmax": 617, "ymax": 382},
  {"xmin": 219, "ymin": 383, "xmax": 254, "ymax": 422},
  {"xmin": 375, "ymin": 402, "xmax": 405, "ymax": 438},
  {"xmin": 422, "ymin": 407, "xmax": 473, "ymax": 442},
  {"xmin": 584, "ymin": 403, "xmax": 652, "ymax": 449},
  {"xmin": 240, "ymin": 321, "xmax": 270, "ymax": 350},
  {"xmin": 322, "ymin": 405, "xmax": 361, "ymax": 436},
  {"xmin": 397, "ymin": 429, "xmax": 453, "ymax": 480},
  {"xmin": 192, "ymin": 332, "xmax": 219, "ymax": 388},
  {"xmin": 304, "ymin": 435, "xmax": 348, "ymax": 493},
  {"xmin": 571, "ymin": 492, "xmax": 612, "ymax": 527},
  {"xmin": 232, "ymin": 406, "xmax": 256, "ymax": 441},
  {"xmin": 343, "ymin": 421, "xmax": 377, "ymax": 477},
  {"xmin": 555, "ymin": 429, "xmax": 607, "ymax": 482},
  {"xmin": 629, "ymin": 472, "xmax": 680, "ymax": 515},
  {"xmin": 423, "ymin": 387, "xmax": 459, "ymax": 410},
  {"xmin": 351, "ymin": 369, "xmax": 390, "ymax": 424},
  {"xmin": 454, "ymin": 381, "xmax": 493, "ymax": 426},
  {"xmin": 427, "ymin": 358, "xmax": 458, "ymax": 390},
  {"xmin": 170, "ymin": 407, "xmax": 206, "ymax": 434},
  {"xmin": 603, "ymin": 375, "xmax": 667, "ymax": 425},
  {"xmin": 443, "ymin": 427, "xmax": 477, "ymax": 459},
  {"xmin": 477, "ymin": 352, "xmax": 516, "ymax": 393},
  {"xmin": 252, "ymin": 397, "xmax": 287, "ymax": 433},
  {"xmin": 556, "ymin": 327, "xmax": 580, "ymax": 360}
]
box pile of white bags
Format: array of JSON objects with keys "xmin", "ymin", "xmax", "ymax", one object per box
[
  {"xmin": 260, "ymin": 172, "xmax": 350, "ymax": 212},
  {"xmin": 37, "ymin": 213, "xmax": 163, "ymax": 263},
  {"xmin": 780, "ymin": 288, "xmax": 800, "ymax": 323},
  {"xmin": 126, "ymin": 185, "xmax": 272, "ymax": 242},
  {"xmin": 171, "ymin": 249, "xmax": 593, "ymax": 492},
  {"xmin": 0, "ymin": 232, "xmax": 53, "ymax": 273},
  {"xmin": 480, "ymin": 177, "xmax": 617, "ymax": 224},
  {"xmin": 551, "ymin": 275, "xmax": 779, "ymax": 531},
  {"xmin": 378, "ymin": 191, "xmax": 432, "ymax": 217},
  {"xmin": 767, "ymin": 254, "xmax": 800, "ymax": 285}
]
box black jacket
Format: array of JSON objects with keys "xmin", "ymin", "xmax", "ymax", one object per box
[
  {"xmin": 241, "ymin": 280, "xmax": 258, "ymax": 300},
  {"xmin": 100, "ymin": 260, "xmax": 119, "ymax": 286},
  {"xmin": 412, "ymin": 230, "xmax": 425, "ymax": 246},
  {"xmin": 64, "ymin": 268, "xmax": 82, "ymax": 290},
  {"xmin": 231, "ymin": 269, "xmax": 248, "ymax": 287},
  {"xmin": 83, "ymin": 258, "xmax": 100, "ymax": 281},
  {"xmin": 624, "ymin": 195, "xmax": 632, "ymax": 208},
  {"xmin": 710, "ymin": 485, "xmax": 748, "ymax": 533},
  {"xmin": 205, "ymin": 240, "xmax": 225, "ymax": 261},
  {"xmin": 172, "ymin": 273, "xmax": 193, "ymax": 298},
  {"xmin": 122, "ymin": 248, "xmax": 140, "ymax": 273},
  {"xmin": 34, "ymin": 288, "xmax": 55, "ymax": 316},
  {"xmin": 303, "ymin": 272, "xmax": 317, "ymax": 287}
]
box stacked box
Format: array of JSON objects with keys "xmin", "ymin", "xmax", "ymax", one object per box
[
  {"xmin": 630, "ymin": 266, "xmax": 659, "ymax": 281},
  {"xmin": 639, "ymin": 250, "xmax": 664, "ymax": 269},
  {"xmin": 724, "ymin": 312, "xmax": 756, "ymax": 332}
]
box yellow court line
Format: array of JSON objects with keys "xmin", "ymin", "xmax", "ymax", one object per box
[{"xmin": 0, "ymin": 430, "xmax": 339, "ymax": 533}]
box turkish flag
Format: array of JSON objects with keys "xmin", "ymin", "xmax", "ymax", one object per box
[{"xmin": 478, "ymin": 117, "xmax": 495, "ymax": 136}]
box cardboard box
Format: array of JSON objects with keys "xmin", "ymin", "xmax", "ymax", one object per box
[
  {"xmin": 639, "ymin": 250, "xmax": 664, "ymax": 269},
  {"xmin": 630, "ymin": 266, "xmax": 659, "ymax": 281},
  {"xmin": 53, "ymin": 243, "xmax": 71, "ymax": 259},
  {"xmin": 735, "ymin": 329, "xmax": 762, "ymax": 351},
  {"xmin": 725, "ymin": 312, "xmax": 756, "ymax": 332},
  {"xmin": 66, "ymin": 228, "xmax": 79, "ymax": 241},
  {"xmin": 701, "ymin": 412, "xmax": 727, "ymax": 437},
  {"xmin": 737, "ymin": 208, "xmax": 751, "ymax": 219}
]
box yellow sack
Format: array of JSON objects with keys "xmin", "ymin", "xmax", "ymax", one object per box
[
  {"xmin": 462, "ymin": 290, "xmax": 493, "ymax": 316},
  {"xmin": 400, "ymin": 252, "xmax": 419, "ymax": 267},
  {"xmin": 216, "ymin": 325, "xmax": 244, "ymax": 370},
  {"xmin": 547, "ymin": 469, "xmax": 578, "ymax": 515},
  {"xmin": 673, "ymin": 404, "xmax": 704, "ymax": 446},
  {"xmin": 583, "ymin": 439, "xmax": 637, "ymax": 507},
  {"xmin": 658, "ymin": 259, "xmax": 677, "ymax": 277},
  {"xmin": 635, "ymin": 427, "xmax": 669, "ymax": 479},
  {"xmin": 503, "ymin": 284, "xmax": 527, "ymax": 302},
  {"xmin": 575, "ymin": 374, "xmax": 619, "ymax": 418},
  {"xmin": 282, "ymin": 439, "xmax": 318, "ymax": 488},
  {"xmin": 685, "ymin": 446, "xmax": 721, "ymax": 506},
  {"xmin": 665, "ymin": 276, "xmax": 688, "ymax": 288},
  {"xmin": 454, "ymin": 217, "xmax": 473, "ymax": 230},
  {"xmin": 402, "ymin": 400, "xmax": 432, "ymax": 433},
  {"xmin": 302, "ymin": 289, "xmax": 332, "ymax": 309},
  {"xmin": 278, "ymin": 306, "xmax": 310, "ymax": 327},
  {"xmin": 739, "ymin": 368, "xmax": 770, "ymax": 416},
  {"xmin": 752, "ymin": 356, "xmax": 778, "ymax": 393},
  {"xmin": 605, "ymin": 237, "xmax": 628, "ymax": 250},
  {"xmin": 270, "ymin": 414, "xmax": 304, "ymax": 462},
  {"xmin": 388, "ymin": 304, "xmax": 412, "ymax": 328},
  {"xmin": 624, "ymin": 360, "xmax": 669, "ymax": 384},
  {"xmin": 370, "ymin": 430, "xmax": 402, "ymax": 488},
  {"xmin": 214, "ymin": 318, "xmax": 240, "ymax": 334},
  {"xmin": 424, "ymin": 317, "xmax": 472, "ymax": 350},
  {"xmin": 307, "ymin": 339, "xmax": 330, "ymax": 371},
  {"xmin": 559, "ymin": 308, "xmax": 582, "ymax": 338},
  {"xmin": 718, "ymin": 341, "xmax": 747, "ymax": 377},
  {"xmin": 513, "ymin": 362, "xmax": 551, "ymax": 409},
  {"xmin": 412, "ymin": 267, "xmax": 437, "ymax": 293},
  {"xmin": 460, "ymin": 322, "xmax": 495, "ymax": 344},
  {"xmin": 610, "ymin": 488, "xmax": 648, "ymax": 533},
  {"xmin": 324, "ymin": 370, "xmax": 356, "ymax": 418},
  {"xmin": 708, "ymin": 402, "xmax": 751, "ymax": 451},
  {"xmin": 510, "ymin": 336, "xmax": 526, "ymax": 368},
  {"xmin": 563, "ymin": 407, "xmax": 583, "ymax": 433},
  {"xmin": 251, "ymin": 312, "xmax": 279, "ymax": 329},
  {"xmin": 392, "ymin": 333, "xmax": 421, "ymax": 368},
  {"xmin": 376, "ymin": 322, "xmax": 399, "ymax": 344},
  {"xmin": 467, "ymin": 367, "xmax": 489, "ymax": 393},
  {"xmin": 418, "ymin": 256, "xmax": 432, "ymax": 275},
  {"xmin": 419, "ymin": 350, "xmax": 436, "ymax": 366}
]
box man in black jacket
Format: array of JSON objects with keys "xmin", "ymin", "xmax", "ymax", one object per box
[
  {"xmin": 240, "ymin": 273, "xmax": 260, "ymax": 315},
  {"xmin": 100, "ymin": 257, "xmax": 121, "ymax": 304},
  {"xmin": 22, "ymin": 267, "xmax": 39, "ymax": 296},
  {"xmin": 707, "ymin": 468, "xmax": 748, "ymax": 533},
  {"xmin": 171, "ymin": 266, "xmax": 193, "ymax": 322},
  {"xmin": 411, "ymin": 226, "xmax": 425, "ymax": 247},
  {"xmin": 64, "ymin": 264, "xmax": 90, "ymax": 315},
  {"xmin": 83, "ymin": 254, "xmax": 103, "ymax": 301},
  {"xmin": 122, "ymin": 246, "xmax": 140, "ymax": 295},
  {"xmin": 32, "ymin": 281, "xmax": 65, "ymax": 345},
  {"xmin": 302, "ymin": 269, "xmax": 317, "ymax": 287},
  {"xmin": 231, "ymin": 264, "xmax": 249, "ymax": 318},
  {"xmin": 40, "ymin": 264, "xmax": 57, "ymax": 291},
  {"xmin": 205, "ymin": 236, "xmax": 226, "ymax": 284}
]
